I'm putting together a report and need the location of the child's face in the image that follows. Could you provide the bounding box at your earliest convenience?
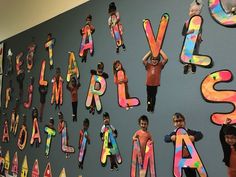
[189,5,201,17]
[103,116,110,125]
[83,123,89,131]
[173,118,186,128]
[151,58,159,65]
[139,120,148,131]
[115,62,122,71]
[225,134,236,146]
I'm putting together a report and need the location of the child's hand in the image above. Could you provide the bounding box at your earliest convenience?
[189,135,195,142]
[171,135,176,141]
[187,29,194,34]
[224,118,232,125]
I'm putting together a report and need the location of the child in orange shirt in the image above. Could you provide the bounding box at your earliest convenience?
[133,115,153,160]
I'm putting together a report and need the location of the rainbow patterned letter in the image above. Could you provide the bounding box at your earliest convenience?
[174,128,207,177]
[44,126,56,157]
[180,15,212,67]
[131,140,156,177]
[201,70,236,125]
[86,74,107,113]
[143,13,169,58]
[209,0,236,27]
[100,126,122,166]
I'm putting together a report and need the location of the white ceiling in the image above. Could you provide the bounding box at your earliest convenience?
[0,0,89,42]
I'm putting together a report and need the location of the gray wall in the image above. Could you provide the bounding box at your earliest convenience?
[1,0,235,176]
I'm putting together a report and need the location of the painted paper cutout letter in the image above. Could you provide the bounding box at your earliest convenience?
[44,118,56,157]
[2,119,9,143]
[180,15,212,67]
[4,150,10,174]
[113,60,140,109]
[10,109,19,136]
[39,59,48,122]
[100,126,122,166]
[79,15,95,62]
[5,80,13,109]
[32,159,39,177]
[86,64,108,114]
[44,33,55,69]
[26,42,36,72]
[59,168,66,177]
[17,114,28,150]
[21,155,28,177]
[51,67,63,109]
[58,112,75,157]
[174,128,207,177]
[201,69,236,125]
[43,162,52,177]
[131,140,156,177]
[209,0,236,27]
[30,108,41,147]
[66,52,79,82]
[143,13,169,58]
[86,75,106,113]
[24,76,34,109]
[11,151,18,176]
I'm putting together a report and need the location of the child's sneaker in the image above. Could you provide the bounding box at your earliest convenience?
[183,64,189,74]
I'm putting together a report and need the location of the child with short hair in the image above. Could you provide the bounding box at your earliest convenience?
[132,115,153,160]
[164,112,203,177]
[220,118,236,177]
[78,118,90,169]
[100,112,118,171]
[143,50,168,112]
[67,77,80,122]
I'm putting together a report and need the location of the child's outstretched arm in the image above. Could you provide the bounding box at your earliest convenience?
[164,132,176,143]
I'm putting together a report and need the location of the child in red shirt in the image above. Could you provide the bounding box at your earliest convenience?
[133,115,153,160]
[143,50,168,112]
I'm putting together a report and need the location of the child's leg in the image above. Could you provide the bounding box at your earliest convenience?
[72,101,78,121]
[110,155,117,170]
[184,168,196,177]
[146,86,152,112]
[150,86,158,111]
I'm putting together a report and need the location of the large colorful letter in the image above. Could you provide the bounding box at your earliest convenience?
[44,33,55,69]
[100,126,122,166]
[44,126,56,157]
[11,151,18,176]
[10,110,19,136]
[21,155,28,177]
[26,43,36,72]
[4,150,10,174]
[131,140,156,177]
[24,76,34,109]
[174,128,207,177]
[86,74,107,113]
[201,70,236,125]
[78,131,88,164]
[44,162,52,177]
[17,115,27,150]
[143,13,169,58]
[180,15,212,67]
[116,70,140,109]
[39,59,48,86]
[59,168,66,177]
[79,20,94,60]
[51,68,63,107]
[32,159,39,177]
[66,52,79,82]
[209,0,236,27]
[30,118,41,146]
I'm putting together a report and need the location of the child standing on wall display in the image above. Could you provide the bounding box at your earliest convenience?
[143,50,168,113]
[220,118,236,177]
[164,112,203,177]
[132,115,153,161]
[78,118,90,169]
[182,0,203,74]
[108,2,126,53]
[100,112,118,171]
[67,77,80,122]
